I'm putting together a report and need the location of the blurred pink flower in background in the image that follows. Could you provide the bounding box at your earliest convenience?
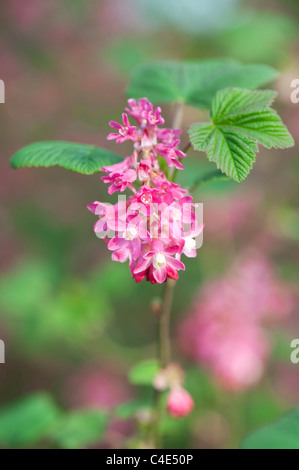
[8,0,53,31]
[97,0,145,35]
[179,251,294,391]
[204,194,260,241]
[64,367,134,447]
[64,367,132,410]
[230,256,295,322]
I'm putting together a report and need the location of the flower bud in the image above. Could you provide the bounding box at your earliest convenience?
[167,387,194,418]
[151,298,161,316]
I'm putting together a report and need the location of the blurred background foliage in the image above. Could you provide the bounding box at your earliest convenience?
[0,0,299,448]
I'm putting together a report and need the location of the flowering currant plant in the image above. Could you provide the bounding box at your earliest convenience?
[88,97,203,285]
[10,60,294,446]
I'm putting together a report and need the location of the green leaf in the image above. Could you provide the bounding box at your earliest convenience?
[241,407,299,449]
[190,169,229,191]
[0,393,61,447]
[52,410,107,449]
[212,88,277,120]
[243,391,284,430]
[128,359,160,386]
[219,12,297,64]
[189,88,294,182]
[0,261,54,313]
[10,141,122,175]
[115,399,152,420]
[0,260,112,355]
[191,124,259,182]
[212,88,294,149]
[127,60,278,108]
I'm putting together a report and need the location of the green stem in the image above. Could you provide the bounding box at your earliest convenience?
[152,279,176,449]
[158,278,176,368]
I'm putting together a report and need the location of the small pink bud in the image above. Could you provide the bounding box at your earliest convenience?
[151,298,161,316]
[167,387,194,418]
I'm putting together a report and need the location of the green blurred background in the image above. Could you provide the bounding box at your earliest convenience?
[0,0,299,449]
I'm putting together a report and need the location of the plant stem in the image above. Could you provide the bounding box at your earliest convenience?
[152,279,176,449]
[158,278,176,368]
[172,102,184,129]
[182,141,191,153]
[151,103,182,448]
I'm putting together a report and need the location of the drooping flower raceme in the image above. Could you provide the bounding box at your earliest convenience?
[88,98,203,284]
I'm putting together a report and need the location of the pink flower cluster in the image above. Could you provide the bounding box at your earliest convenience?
[88,98,203,284]
[179,253,294,391]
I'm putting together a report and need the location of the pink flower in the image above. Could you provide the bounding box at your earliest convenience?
[266,283,295,321]
[63,367,133,447]
[87,201,115,236]
[107,113,139,144]
[126,98,164,127]
[101,156,133,174]
[131,186,163,216]
[179,308,270,392]
[178,251,294,391]
[108,216,150,262]
[64,368,132,410]
[139,129,158,150]
[156,140,186,169]
[101,169,137,195]
[133,240,185,284]
[88,98,203,284]
[212,327,270,391]
[180,224,204,258]
[137,159,152,182]
[8,0,52,30]
[157,128,181,146]
[108,236,140,263]
[167,387,194,418]
[155,180,188,202]
[159,196,196,239]
[88,200,128,234]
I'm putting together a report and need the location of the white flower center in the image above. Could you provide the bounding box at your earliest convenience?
[184,237,196,252]
[141,193,152,204]
[153,252,166,269]
[173,209,181,219]
[124,227,138,240]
